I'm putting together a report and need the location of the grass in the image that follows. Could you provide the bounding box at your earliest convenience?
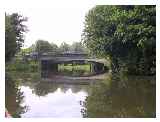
[58,64,91,72]
[6,59,41,83]
[6,60,39,72]
[58,63,92,76]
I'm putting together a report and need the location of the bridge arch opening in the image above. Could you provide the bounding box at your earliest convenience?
[41,60,108,78]
[40,52,109,78]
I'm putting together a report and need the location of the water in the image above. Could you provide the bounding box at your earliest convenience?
[20,85,87,118]
[82,75,156,118]
[5,73,156,118]
[5,77,89,118]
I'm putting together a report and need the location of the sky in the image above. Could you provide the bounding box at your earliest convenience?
[6,3,95,48]
[5,0,158,48]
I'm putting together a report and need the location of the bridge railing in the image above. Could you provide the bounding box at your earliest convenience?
[39,52,89,58]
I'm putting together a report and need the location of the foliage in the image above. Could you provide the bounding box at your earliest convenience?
[70,42,86,52]
[82,74,156,117]
[58,41,89,53]
[22,41,88,57]
[23,44,36,53]
[82,5,156,75]
[6,60,39,72]
[51,42,59,53]
[59,42,70,53]
[5,13,28,62]
[58,63,91,76]
[35,40,53,54]
[5,73,28,117]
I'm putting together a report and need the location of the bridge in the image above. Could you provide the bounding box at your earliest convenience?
[39,51,108,78]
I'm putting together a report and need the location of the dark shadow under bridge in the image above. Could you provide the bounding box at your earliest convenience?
[39,52,109,78]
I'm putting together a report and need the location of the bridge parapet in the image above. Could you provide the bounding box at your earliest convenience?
[41,51,88,57]
[39,52,108,65]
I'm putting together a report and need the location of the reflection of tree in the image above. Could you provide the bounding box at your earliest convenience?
[82,74,156,118]
[58,84,82,93]
[32,82,58,96]
[32,81,89,96]
[5,73,28,117]
[70,85,82,93]
[58,84,90,94]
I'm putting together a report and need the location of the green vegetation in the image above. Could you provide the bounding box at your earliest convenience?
[6,60,38,72]
[81,5,156,118]
[22,40,88,56]
[82,73,156,117]
[58,63,92,76]
[82,5,156,75]
[5,73,28,117]
[6,59,41,85]
[5,13,28,62]
[5,6,156,118]
[58,64,90,72]
[5,13,30,117]
[59,42,70,52]
[35,40,54,54]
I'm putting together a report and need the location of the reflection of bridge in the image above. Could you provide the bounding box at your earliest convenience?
[39,52,108,78]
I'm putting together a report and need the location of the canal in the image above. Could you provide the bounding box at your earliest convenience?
[5,71,156,118]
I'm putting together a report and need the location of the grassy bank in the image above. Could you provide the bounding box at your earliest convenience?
[6,59,41,83]
[6,60,39,72]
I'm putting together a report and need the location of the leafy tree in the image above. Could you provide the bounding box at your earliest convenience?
[35,40,53,54]
[21,44,35,54]
[59,42,70,53]
[82,5,156,75]
[70,42,86,52]
[29,44,36,52]
[51,42,58,53]
[5,13,28,62]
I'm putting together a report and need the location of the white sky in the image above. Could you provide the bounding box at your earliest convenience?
[6,2,95,48]
[4,0,158,48]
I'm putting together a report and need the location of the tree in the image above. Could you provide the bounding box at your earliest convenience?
[5,13,28,62]
[51,42,58,53]
[22,44,35,54]
[82,5,156,75]
[59,42,70,53]
[35,40,53,54]
[70,42,85,52]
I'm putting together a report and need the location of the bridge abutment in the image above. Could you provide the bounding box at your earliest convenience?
[41,60,58,78]
[91,62,105,74]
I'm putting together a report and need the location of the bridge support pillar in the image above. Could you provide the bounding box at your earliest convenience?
[92,62,105,74]
[41,60,58,78]
[41,60,49,78]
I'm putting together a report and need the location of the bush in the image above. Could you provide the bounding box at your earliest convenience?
[6,60,39,72]
[15,62,30,71]
[30,63,38,72]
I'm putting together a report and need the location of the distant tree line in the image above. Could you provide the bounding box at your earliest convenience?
[21,40,89,56]
[82,5,156,75]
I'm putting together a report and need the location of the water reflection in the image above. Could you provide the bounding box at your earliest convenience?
[32,82,58,96]
[5,74,28,117]
[31,81,89,97]
[82,74,156,118]
[20,83,88,118]
[6,72,156,118]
